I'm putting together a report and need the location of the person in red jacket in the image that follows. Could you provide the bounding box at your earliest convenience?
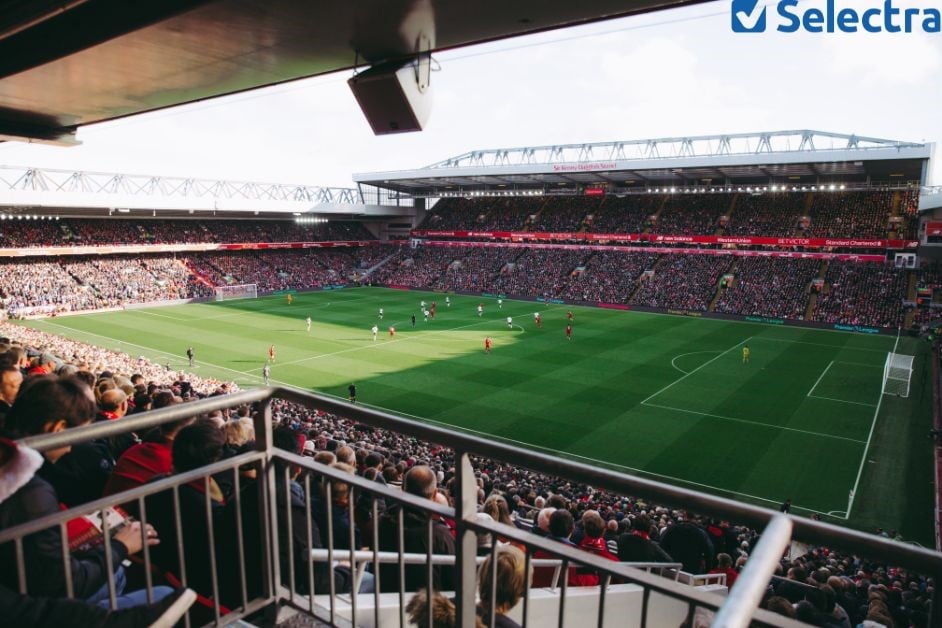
[709,553,739,588]
[531,510,601,587]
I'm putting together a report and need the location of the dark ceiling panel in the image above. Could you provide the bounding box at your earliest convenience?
[0,0,701,142]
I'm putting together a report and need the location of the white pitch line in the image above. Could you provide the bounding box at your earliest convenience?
[806,361,834,398]
[670,350,721,374]
[640,336,752,405]
[641,401,867,444]
[846,385,887,519]
[129,309,187,322]
[807,394,877,408]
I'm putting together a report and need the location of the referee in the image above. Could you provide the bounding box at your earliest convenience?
[348,383,357,404]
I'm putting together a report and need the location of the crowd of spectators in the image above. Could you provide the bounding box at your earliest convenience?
[490,249,590,299]
[558,251,657,304]
[715,257,821,320]
[804,191,893,239]
[629,255,733,311]
[0,249,387,316]
[650,196,726,236]
[725,193,807,236]
[370,247,461,289]
[813,261,908,328]
[430,247,523,294]
[0,219,375,248]
[585,196,656,234]
[529,197,599,233]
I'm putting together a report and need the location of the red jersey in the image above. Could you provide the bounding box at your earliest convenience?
[565,325,572,336]
[484,338,492,351]
[567,311,573,320]
[269,345,275,359]
[389,326,395,336]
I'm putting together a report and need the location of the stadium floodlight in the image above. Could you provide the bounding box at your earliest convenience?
[829,184,836,191]
[839,184,846,190]
[670,187,676,193]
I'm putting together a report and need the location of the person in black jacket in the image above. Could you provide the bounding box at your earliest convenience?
[375,465,455,592]
[0,379,171,608]
[143,420,239,608]
[616,513,674,564]
[659,516,714,574]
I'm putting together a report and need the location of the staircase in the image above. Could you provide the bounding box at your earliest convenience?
[715,193,739,236]
[358,252,399,280]
[888,191,904,238]
[804,260,829,319]
[708,258,737,311]
[628,256,667,301]
[644,195,670,234]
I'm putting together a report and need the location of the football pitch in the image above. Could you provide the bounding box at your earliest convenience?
[15,287,934,543]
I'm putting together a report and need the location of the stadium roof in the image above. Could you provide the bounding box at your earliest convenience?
[353,130,933,196]
[0,0,702,145]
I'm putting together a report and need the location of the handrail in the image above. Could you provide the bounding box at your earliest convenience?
[17,386,942,576]
[10,386,942,626]
[713,515,792,628]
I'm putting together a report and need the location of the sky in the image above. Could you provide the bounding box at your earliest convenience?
[0,0,939,188]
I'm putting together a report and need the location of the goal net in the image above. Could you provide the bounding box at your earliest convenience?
[882,352,914,398]
[215,283,258,301]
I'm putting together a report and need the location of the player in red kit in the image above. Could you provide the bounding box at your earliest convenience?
[534,312,542,328]
[389,326,395,337]
[565,324,572,340]
[268,345,276,362]
[484,337,492,354]
[567,311,573,322]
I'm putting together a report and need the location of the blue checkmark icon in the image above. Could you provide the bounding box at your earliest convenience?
[731,0,767,32]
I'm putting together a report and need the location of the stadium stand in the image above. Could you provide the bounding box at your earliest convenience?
[812,261,908,328]
[629,255,732,311]
[714,257,821,320]
[0,218,374,248]
[724,193,807,237]
[650,195,727,236]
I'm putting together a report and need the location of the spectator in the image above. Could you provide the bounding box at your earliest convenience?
[0,378,170,606]
[477,545,529,628]
[376,465,456,592]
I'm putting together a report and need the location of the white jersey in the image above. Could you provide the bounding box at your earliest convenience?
[477,305,483,313]
[306,317,312,329]
[534,312,539,320]
[507,316,512,325]
[420,301,426,308]
[371,325,378,338]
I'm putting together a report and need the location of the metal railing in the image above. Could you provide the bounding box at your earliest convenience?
[3,386,941,627]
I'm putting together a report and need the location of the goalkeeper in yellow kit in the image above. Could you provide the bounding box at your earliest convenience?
[742,345,750,364]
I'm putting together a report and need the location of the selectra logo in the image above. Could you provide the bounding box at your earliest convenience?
[731,0,942,33]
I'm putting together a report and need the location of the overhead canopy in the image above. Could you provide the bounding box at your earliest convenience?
[353,130,932,196]
[0,0,700,144]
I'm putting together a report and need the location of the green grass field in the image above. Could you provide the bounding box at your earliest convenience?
[14,287,935,544]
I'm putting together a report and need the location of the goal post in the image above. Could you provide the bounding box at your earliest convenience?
[215,283,258,301]
[882,352,914,398]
